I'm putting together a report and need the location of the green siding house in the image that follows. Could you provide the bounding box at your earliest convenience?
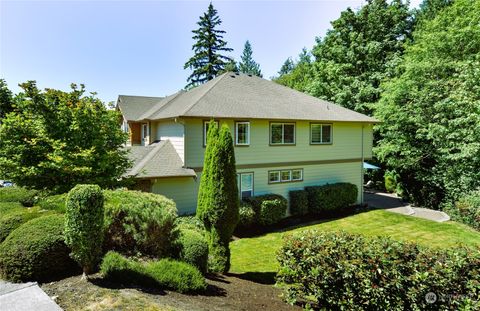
[117,72,376,214]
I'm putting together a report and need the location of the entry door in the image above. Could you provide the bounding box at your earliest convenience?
[141,123,149,145]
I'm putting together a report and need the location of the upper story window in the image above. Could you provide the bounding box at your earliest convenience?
[270,122,295,145]
[203,120,219,147]
[311,123,332,144]
[235,121,250,146]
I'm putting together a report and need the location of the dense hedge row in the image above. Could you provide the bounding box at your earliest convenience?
[305,183,358,214]
[0,187,41,207]
[277,231,480,310]
[288,190,308,216]
[244,194,288,226]
[444,190,480,231]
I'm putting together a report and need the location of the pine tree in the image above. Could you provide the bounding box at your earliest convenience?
[278,57,294,76]
[220,58,238,74]
[184,3,233,88]
[238,40,262,77]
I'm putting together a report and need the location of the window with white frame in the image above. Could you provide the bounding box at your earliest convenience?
[311,123,332,144]
[235,121,250,145]
[122,120,129,133]
[237,172,254,200]
[270,122,295,145]
[268,169,303,184]
[203,120,219,147]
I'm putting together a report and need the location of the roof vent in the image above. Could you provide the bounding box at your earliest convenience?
[235,72,240,75]
[230,74,236,78]
[247,74,252,77]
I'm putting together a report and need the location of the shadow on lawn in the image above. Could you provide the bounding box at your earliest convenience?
[228,272,276,285]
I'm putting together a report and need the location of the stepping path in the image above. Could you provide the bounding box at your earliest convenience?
[364,191,450,222]
[0,280,62,311]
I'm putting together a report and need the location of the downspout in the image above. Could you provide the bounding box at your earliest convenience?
[361,124,365,205]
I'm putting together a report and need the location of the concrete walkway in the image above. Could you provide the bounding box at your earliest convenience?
[0,281,62,311]
[364,191,450,222]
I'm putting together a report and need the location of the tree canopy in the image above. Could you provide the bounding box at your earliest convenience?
[0,79,14,121]
[238,40,262,77]
[184,3,233,88]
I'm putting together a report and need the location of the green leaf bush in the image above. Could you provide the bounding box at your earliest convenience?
[0,207,49,243]
[0,214,78,282]
[245,194,287,226]
[37,193,67,213]
[277,231,480,310]
[100,251,207,293]
[0,187,40,207]
[288,190,308,216]
[103,189,177,257]
[237,201,256,229]
[177,229,208,274]
[305,183,358,214]
[175,215,205,233]
[444,190,480,231]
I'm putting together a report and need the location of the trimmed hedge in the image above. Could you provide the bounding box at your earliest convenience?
[237,201,256,228]
[37,194,67,213]
[245,194,287,226]
[0,187,40,207]
[0,214,78,282]
[289,190,308,216]
[175,215,205,233]
[103,190,178,257]
[0,202,23,216]
[277,231,480,310]
[305,183,358,214]
[444,190,480,231]
[100,251,207,293]
[0,207,49,243]
[177,229,208,274]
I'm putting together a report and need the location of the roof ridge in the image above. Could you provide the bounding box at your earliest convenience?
[137,91,183,121]
[128,141,167,176]
[181,72,229,117]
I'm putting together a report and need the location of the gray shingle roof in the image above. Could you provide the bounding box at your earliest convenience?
[117,95,164,121]
[118,72,377,123]
[126,140,196,178]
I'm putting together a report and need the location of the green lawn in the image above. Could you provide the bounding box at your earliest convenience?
[230,210,480,278]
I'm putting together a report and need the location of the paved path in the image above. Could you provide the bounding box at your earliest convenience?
[364,191,450,222]
[0,280,62,311]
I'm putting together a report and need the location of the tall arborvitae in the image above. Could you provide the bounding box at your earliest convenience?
[238,40,262,77]
[196,121,239,273]
[184,3,233,88]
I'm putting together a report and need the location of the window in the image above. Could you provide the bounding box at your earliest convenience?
[235,122,250,145]
[238,172,254,200]
[203,120,219,147]
[268,169,303,184]
[311,124,332,144]
[270,123,295,145]
[122,120,129,133]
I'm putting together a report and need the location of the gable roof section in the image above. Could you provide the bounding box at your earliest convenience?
[117,95,164,121]
[126,140,196,178]
[120,72,377,123]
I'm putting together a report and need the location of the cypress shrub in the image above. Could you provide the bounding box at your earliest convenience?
[305,183,358,214]
[177,229,209,274]
[289,190,308,216]
[196,122,239,273]
[65,184,105,276]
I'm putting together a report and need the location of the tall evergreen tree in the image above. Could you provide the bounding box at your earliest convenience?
[277,57,295,76]
[238,40,262,77]
[184,3,233,88]
[220,58,238,74]
[0,79,14,120]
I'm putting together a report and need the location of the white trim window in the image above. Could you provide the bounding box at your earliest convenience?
[122,119,129,133]
[281,170,292,182]
[203,120,219,147]
[235,121,250,145]
[141,123,149,145]
[238,172,254,200]
[269,171,280,183]
[292,169,303,181]
[268,169,303,184]
[270,122,295,145]
[311,123,332,144]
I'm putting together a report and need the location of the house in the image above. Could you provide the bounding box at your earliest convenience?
[117,72,376,215]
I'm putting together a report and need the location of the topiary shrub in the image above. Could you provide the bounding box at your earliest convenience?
[245,194,288,226]
[104,189,178,257]
[65,184,105,276]
[277,231,480,310]
[305,183,358,214]
[237,201,256,228]
[0,214,79,282]
[289,190,308,216]
[0,187,40,207]
[177,229,208,274]
[444,190,480,231]
[37,193,67,213]
[100,251,207,293]
[0,207,50,243]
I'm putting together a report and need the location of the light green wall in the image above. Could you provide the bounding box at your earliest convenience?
[151,176,201,215]
[184,118,373,168]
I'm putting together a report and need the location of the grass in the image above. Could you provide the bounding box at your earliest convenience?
[230,209,480,278]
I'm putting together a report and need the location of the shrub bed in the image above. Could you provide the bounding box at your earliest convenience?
[0,214,78,282]
[305,183,357,214]
[245,194,287,226]
[444,190,480,231]
[0,207,49,243]
[100,251,207,293]
[177,229,208,274]
[103,190,177,257]
[37,193,67,213]
[0,202,23,216]
[0,187,40,207]
[175,215,205,233]
[288,190,308,216]
[277,231,480,310]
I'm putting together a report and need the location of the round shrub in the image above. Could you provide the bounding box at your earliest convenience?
[0,187,40,207]
[177,229,208,274]
[104,190,178,257]
[237,201,256,228]
[37,193,67,213]
[246,194,288,226]
[0,207,49,243]
[305,183,358,214]
[0,214,78,282]
[0,202,23,216]
[289,190,308,216]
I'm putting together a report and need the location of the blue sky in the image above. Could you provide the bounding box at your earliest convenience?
[0,0,421,103]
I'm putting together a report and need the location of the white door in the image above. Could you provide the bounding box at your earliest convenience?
[141,123,149,145]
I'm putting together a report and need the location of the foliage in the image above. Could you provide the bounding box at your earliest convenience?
[104,189,177,257]
[0,202,22,216]
[0,79,14,121]
[177,229,209,274]
[246,194,287,226]
[0,206,49,243]
[100,251,207,293]
[384,170,398,193]
[0,82,131,193]
[196,121,239,273]
[175,215,205,233]
[374,0,480,208]
[0,214,78,282]
[273,48,313,93]
[444,190,480,231]
[220,58,238,74]
[0,187,41,207]
[238,40,262,77]
[305,183,358,214]
[288,190,308,216]
[237,201,256,228]
[277,231,480,310]
[37,193,68,213]
[64,184,104,275]
[277,57,294,76]
[184,3,233,88]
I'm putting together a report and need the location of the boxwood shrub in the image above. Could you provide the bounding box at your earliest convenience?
[0,187,40,207]
[100,251,207,293]
[175,215,205,233]
[177,229,208,274]
[37,193,67,213]
[305,183,358,214]
[237,201,256,228]
[277,231,480,310]
[288,190,308,216]
[245,194,287,226]
[103,190,177,257]
[0,207,49,243]
[0,214,79,282]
